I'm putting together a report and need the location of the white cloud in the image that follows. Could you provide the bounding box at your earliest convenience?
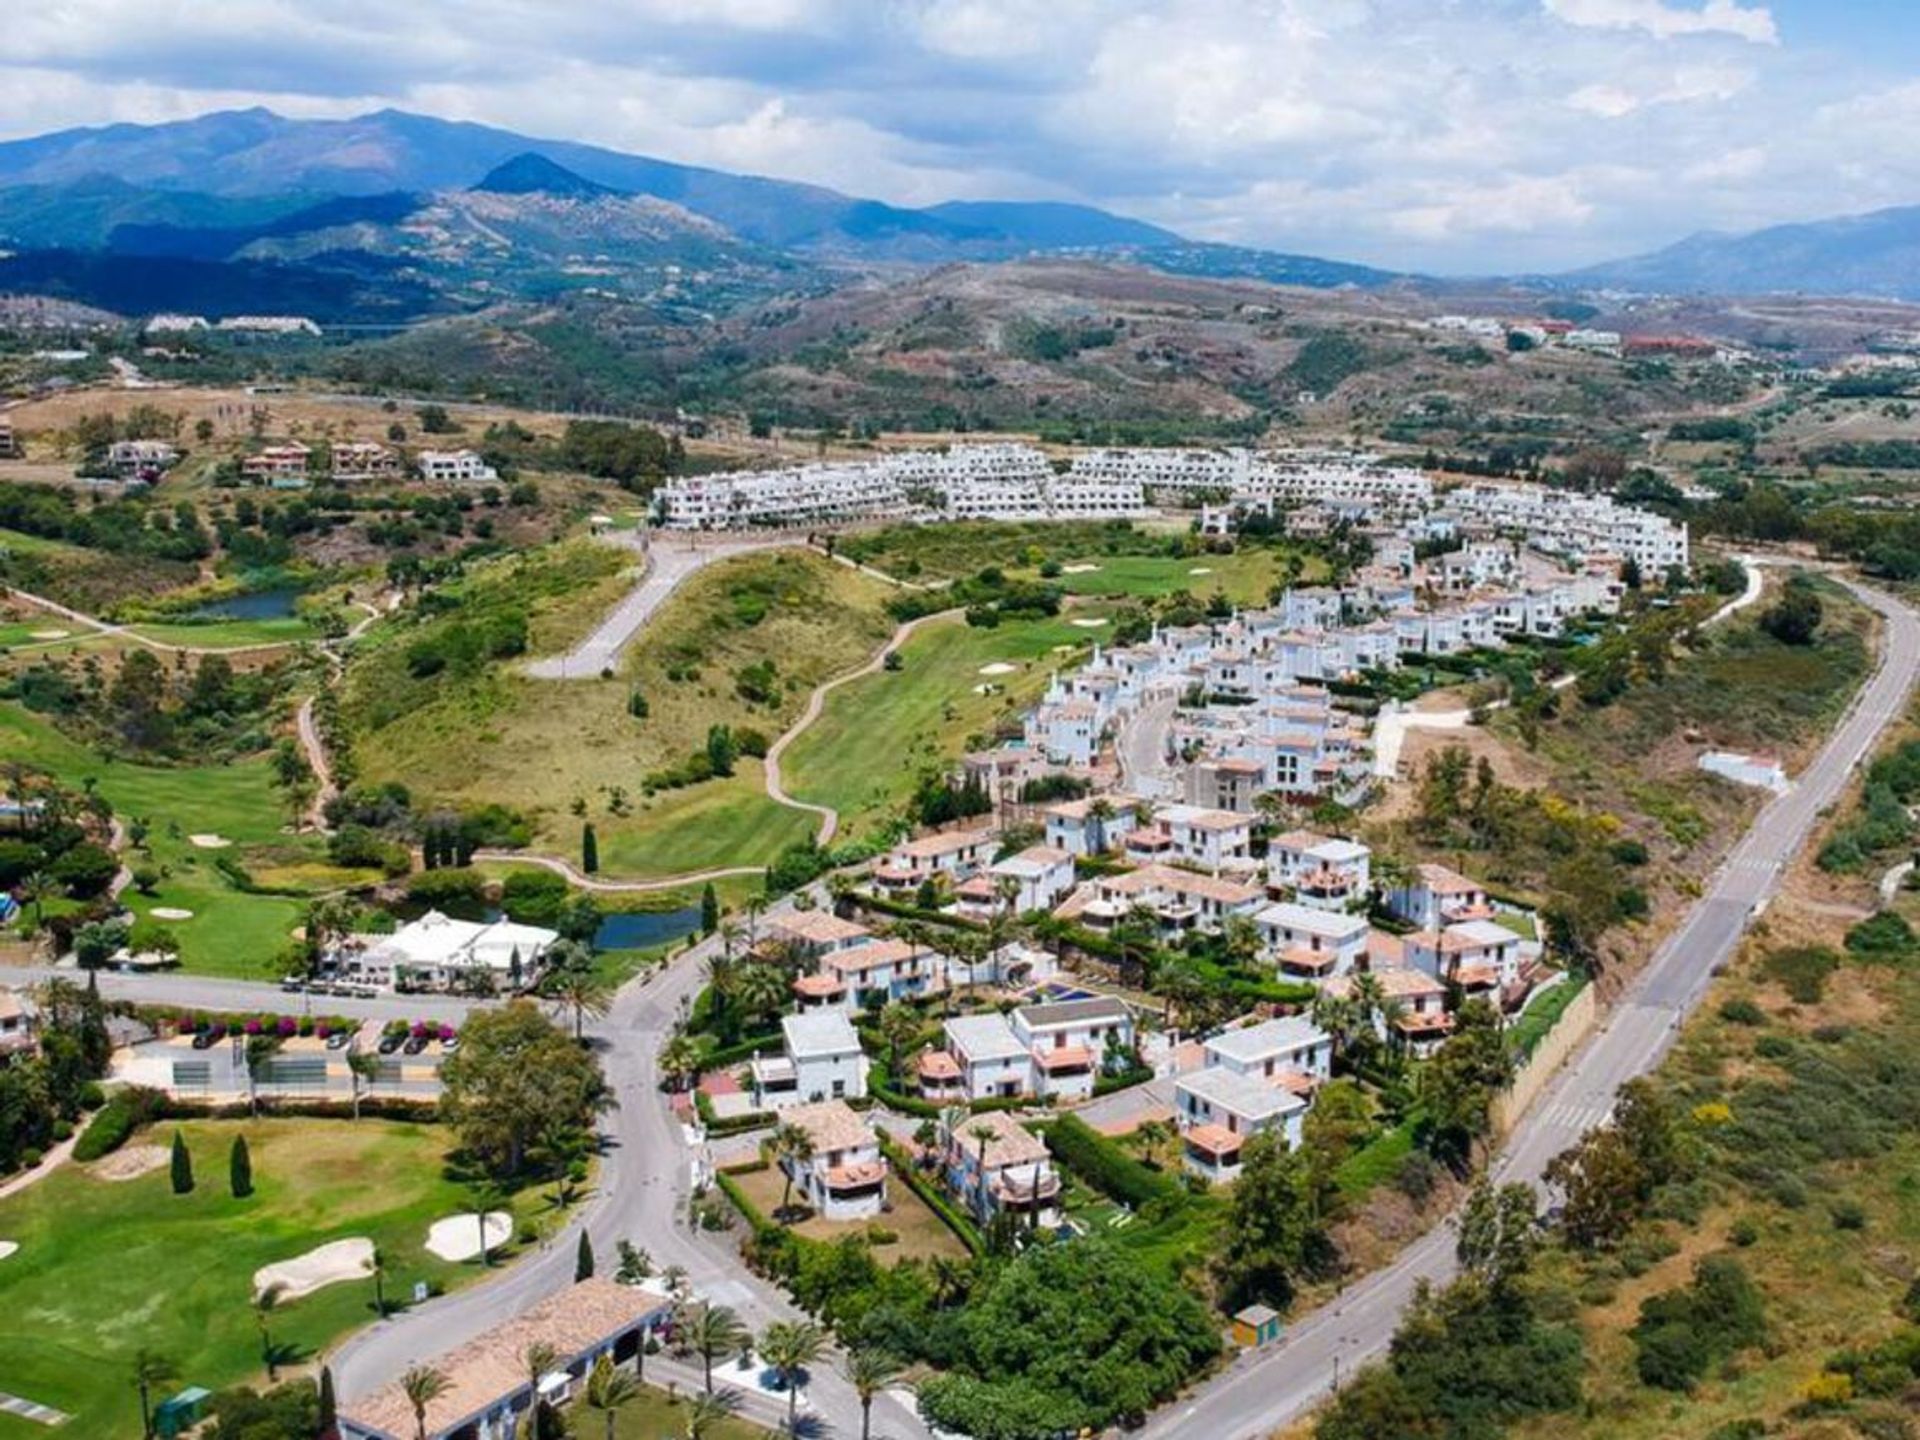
[0,0,1913,272]
[1544,0,1777,45]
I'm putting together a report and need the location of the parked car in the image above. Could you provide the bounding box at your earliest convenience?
[325,1031,353,1050]
[280,976,306,993]
[377,1033,404,1055]
[402,1034,430,1055]
[190,1030,218,1050]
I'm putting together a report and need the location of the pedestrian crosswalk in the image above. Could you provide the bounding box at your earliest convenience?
[1538,1095,1613,1138]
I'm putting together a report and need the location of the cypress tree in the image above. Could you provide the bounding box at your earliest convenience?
[229,1134,253,1198]
[316,1366,337,1433]
[575,1231,595,1282]
[700,883,720,936]
[581,823,599,875]
[169,1130,193,1194]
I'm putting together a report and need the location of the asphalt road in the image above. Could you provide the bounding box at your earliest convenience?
[326,888,930,1439]
[1143,573,1920,1440]
[522,534,793,680]
[1118,691,1180,799]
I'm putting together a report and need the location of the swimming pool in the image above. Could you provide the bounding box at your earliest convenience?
[1025,982,1096,1003]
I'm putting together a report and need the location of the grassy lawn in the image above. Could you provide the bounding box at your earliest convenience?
[606,1385,772,1440]
[597,766,821,877]
[780,610,1096,837]
[0,1117,548,1440]
[128,616,322,650]
[836,518,1194,583]
[727,1163,970,1264]
[0,702,328,976]
[347,548,890,879]
[1010,548,1321,607]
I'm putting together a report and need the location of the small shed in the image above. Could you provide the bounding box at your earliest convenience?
[155,1386,211,1438]
[1231,1303,1283,1348]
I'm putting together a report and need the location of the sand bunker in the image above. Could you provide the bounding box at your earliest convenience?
[1188,567,1214,576]
[1071,617,1109,628]
[92,1145,168,1182]
[28,629,68,640]
[254,1237,374,1301]
[149,907,194,921]
[977,662,1017,676]
[1061,563,1101,574]
[426,1211,513,1262]
[187,834,232,850]
[0,1241,18,1261]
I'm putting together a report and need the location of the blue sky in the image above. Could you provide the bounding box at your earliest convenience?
[3,0,1918,272]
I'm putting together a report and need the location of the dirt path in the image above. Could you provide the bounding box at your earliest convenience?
[762,607,964,846]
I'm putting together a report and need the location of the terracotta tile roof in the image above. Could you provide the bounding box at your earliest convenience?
[826,1160,888,1189]
[1184,1123,1244,1157]
[895,827,995,860]
[786,1099,876,1153]
[822,938,918,976]
[342,1278,664,1439]
[1367,932,1407,968]
[1414,862,1483,894]
[1035,1044,1093,1072]
[916,1050,962,1081]
[792,973,846,998]
[950,1109,1049,1168]
[769,912,871,946]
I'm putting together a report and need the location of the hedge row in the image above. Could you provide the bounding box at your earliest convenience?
[850,893,985,931]
[1092,1064,1154,1098]
[1041,1114,1184,1211]
[697,1030,785,1071]
[694,1090,774,1136]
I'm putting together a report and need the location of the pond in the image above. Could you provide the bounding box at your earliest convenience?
[595,906,703,951]
[186,586,303,621]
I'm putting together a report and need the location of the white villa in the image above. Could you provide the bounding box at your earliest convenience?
[417,449,499,484]
[940,1109,1062,1226]
[1254,902,1371,984]
[1175,1066,1309,1182]
[1268,831,1372,911]
[751,1010,868,1110]
[779,1100,888,1222]
[1202,1015,1333,1089]
[327,911,558,993]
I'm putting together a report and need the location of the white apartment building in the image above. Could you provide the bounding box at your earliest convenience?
[1042,796,1138,856]
[1010,996,1134,1102]
[873,827,996,893]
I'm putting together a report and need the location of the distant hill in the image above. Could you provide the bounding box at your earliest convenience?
[0,107,1390,280]
[1573,204,1920,300]
[472,152,616,200]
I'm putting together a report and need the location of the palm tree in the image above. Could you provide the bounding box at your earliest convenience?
[347,1048,380,1120]
[682,1388,741,1440]
[759,1320,827,1432]
[876,1002,922,1082]
[929,1254,973,1308]
[400,1365,448,1440]
[658,1031,702,1093]
[736,963,787,1029]
[844,1347,905,1440]
[966,1121,998,1220]
[768,1122,815,1223]
[547,967,613,1041]
[369,1245,389,1316]
[745,895,766,948]
[523,1341,560,1432]
[254,1282,286,1381]
[466,1180,507,1267]
[583,1353,640,1440]
[131,1349,178,1440]
[686,1304,748,1393]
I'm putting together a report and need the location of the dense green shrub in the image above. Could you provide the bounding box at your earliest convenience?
[1041,1114,1185,1211]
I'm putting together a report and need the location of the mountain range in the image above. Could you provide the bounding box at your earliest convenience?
[0,108,1396,320]
[0,107,1918,319]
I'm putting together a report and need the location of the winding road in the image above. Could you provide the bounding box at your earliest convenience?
[1144,571,1920,1440]
[325,883,931,1440]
